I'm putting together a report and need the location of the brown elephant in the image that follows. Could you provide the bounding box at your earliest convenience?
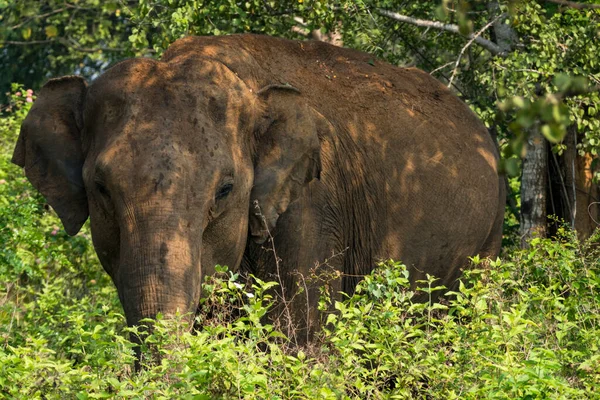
[12,34,504,342]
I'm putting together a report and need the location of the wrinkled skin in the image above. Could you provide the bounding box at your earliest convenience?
[13,34,504,343]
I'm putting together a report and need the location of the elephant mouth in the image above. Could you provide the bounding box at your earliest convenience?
[250,231,269,244]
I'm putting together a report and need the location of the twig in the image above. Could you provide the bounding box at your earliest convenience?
[0,40,54,45]
[430,61,455,74]
[496,65,546,74]
[57,37,126,53]
[9,1,119,31]
[588,202,600,226]
[1,37,127,53]
[252,200,297,347]
[377,9,506,56]
[10,8,67,30]
[448,14,504,87]
[294,271,311,345]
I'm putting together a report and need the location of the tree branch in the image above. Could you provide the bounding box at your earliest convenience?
[0,40,54,45]
[448,14,504,87]
[543,0,600,9]
[0,38,127,53]
[430,61,454,74]
[57,38,126,53]
[377,9,506,56]
[8,2,105,31]
[10,8,67,30]
[561,84,600,99]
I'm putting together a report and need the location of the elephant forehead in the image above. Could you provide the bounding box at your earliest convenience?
[86,60,252,143]
[88,54,246,108]
[94,128,236,182]
[87,59,193,120]
[90,57,167,93]
[85,93,236,162]
[86,121,252,201]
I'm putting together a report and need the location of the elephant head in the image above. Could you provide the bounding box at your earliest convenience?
[12,55,324,332]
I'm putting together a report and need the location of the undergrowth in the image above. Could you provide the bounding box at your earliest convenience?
[1,86,599,399]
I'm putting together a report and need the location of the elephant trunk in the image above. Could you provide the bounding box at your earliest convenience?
[117,220,202,331]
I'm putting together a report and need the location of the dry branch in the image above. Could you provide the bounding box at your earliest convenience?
[448,14,505,87]
[0,40,54,45]
[0,38,127,54]
[377,9,506,56]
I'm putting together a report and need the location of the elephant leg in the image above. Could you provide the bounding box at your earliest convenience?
[478,176,506,259]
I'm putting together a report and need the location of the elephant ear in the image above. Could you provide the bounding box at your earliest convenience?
[12,76,89,236]
[249,85,325,243]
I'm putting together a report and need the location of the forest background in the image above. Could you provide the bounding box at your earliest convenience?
[0,1,599,398]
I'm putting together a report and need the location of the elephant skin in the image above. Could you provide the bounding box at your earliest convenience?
[12,34,505,341]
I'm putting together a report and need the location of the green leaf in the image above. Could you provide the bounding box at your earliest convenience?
[434,5,448,21]
[21,27,31,40]
[512,96,525,108]
[45,25,58,38]
[541,124,566,143]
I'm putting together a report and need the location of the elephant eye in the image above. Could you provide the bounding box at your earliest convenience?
[215,183,233,201]
[96,181,111,199]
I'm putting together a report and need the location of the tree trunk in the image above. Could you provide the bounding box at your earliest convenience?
[520,129,548,247]
[573,152,600,239]
[547,126,575,235]
[548,126,600,240]
[488,2,517,53]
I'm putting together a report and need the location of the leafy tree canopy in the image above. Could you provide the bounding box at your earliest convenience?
[0,0,141,101]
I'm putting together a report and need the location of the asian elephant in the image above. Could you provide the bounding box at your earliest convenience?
[12,34,504,342]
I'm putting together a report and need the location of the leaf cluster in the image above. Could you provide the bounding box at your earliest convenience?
[0,0,138,102]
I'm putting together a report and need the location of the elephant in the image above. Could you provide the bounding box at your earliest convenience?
[12,34,504,344]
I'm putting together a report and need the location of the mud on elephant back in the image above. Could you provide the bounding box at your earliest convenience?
[12,33,505,360]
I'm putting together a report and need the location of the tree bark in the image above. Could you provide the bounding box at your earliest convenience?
[548,126,600,241]
[487,2,517,53]
[574,151,600,240]
[547,127,575,233]
[520,129,548,247]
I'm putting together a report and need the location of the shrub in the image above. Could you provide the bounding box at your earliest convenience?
[1,85,599,398]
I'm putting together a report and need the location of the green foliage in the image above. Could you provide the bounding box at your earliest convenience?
[128,0,335,56]
[320,237,600,398]
[0,0,138,102]
[0,0,337,99]
[2,2,600,396]
[490,1,600,174]
[0,85,128,397]
[1,90,600,397]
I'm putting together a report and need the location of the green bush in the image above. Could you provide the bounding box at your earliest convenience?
[1,86,599,398]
